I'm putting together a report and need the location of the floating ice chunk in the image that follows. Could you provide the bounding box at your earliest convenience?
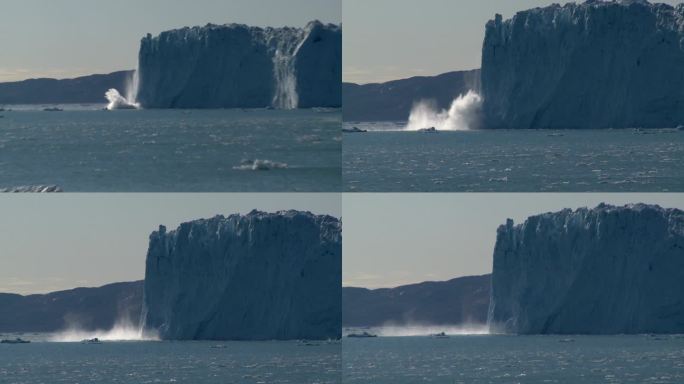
[233,159,288,171]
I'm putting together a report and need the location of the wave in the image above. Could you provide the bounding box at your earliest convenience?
[406,90,483,131]
[233,159,289,171]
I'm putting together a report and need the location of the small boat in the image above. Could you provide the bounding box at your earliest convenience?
[81,337,102,344]
[347,331,377,338]
[43,107,63,112]
[430,332,449,338]
[1,338,30,344]
[342,126,367,133]
[417,127,438,133]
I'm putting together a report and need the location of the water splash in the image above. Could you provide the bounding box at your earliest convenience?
[48,317,158,342]
[105,89,138,110]
[105,71,140,110]
[406,90,483,131]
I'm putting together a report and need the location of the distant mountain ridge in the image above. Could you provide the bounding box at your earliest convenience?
[343,274,490,327]
[0,71,132,105]
[0,275,489,332]
[0,281,142,332]
[342,69,480,122]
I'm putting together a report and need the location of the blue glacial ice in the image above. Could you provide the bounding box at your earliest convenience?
[141,210,342,340]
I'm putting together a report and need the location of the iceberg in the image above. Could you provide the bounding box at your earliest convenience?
[141,210,341,340]
[481,1,684,128]
[135,21,341,109]
[488,203,684,334]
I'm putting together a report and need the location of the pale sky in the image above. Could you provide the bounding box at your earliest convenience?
[0,193,341,295]
[343,0,683,84]
[0,0,340,82]
[343,193,684,289]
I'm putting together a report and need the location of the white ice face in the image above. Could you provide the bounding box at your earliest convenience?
[134,21,341,109]
[141,210,342,341]
[480,1,684,129]
[488,203,684,334]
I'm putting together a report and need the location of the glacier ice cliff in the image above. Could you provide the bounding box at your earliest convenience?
[141,210,341,340]
[135,21,341,109]
[488,203,684,334]
[481,0,684,128]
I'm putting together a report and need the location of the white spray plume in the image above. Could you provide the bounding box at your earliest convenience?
[105,89,138,110]
[48,317,158,342]
[105,70,140,110]
[406,90,483,131]
[125,69,139,106]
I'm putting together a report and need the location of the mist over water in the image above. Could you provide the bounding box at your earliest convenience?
[347,324,489,337]
[48,318,158,342]
[406,90,483,131]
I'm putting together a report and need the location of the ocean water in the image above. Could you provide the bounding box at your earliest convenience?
[0,336,341,384]
[343,334,684,383]
[0,106,341,191]
[342,122,684,192]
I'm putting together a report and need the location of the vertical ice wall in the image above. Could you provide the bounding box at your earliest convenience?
[135,21,341,109]
[488,204,684,334]
[481,1,684,128]
[141,210,342,340]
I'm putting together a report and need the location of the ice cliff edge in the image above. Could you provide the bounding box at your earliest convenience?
[488,203,684,334]
[141,210,342,340]
[136,20,341,109]
[481,0,684,128]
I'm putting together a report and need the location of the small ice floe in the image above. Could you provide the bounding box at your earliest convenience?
[346,331,377,338]
[417,127,438,133]
[210,344,227,349]
[0,185,63,192]
[489,176,509,183]
[233,159,288,171]
[430,332,449,338]
[342,126,367,133]
[558,338,575,343]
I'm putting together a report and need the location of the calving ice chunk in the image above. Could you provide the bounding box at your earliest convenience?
[481,0,684,128]
[134,21,341,109]
[488,203,684,334]
[141,210,342,340]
